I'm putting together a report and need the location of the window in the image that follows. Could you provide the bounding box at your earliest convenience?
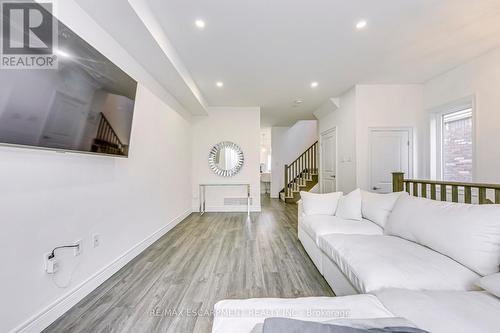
[437,106,473,182]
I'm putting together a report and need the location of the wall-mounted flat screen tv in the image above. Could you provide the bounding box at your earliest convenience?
[0,2,137,157]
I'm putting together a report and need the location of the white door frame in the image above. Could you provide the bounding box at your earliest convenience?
[368,127,414,190]
[319,127,338,193]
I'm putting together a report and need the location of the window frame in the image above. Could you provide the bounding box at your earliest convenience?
[430,96,476,182]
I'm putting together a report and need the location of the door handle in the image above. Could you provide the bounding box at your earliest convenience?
[372,186,380,190]
[331,175,336,178]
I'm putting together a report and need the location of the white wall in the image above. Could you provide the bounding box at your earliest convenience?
[283,121,318,163]
[270,121,318,197]
[0,85,193,333]
[315,85,425,192]
[260,128,272,194]
[191,107,261,211]
[260,127,272,172]
[270,126,288,197]
[424,46,500,184]
[316,93,357,193]
[0,1,194,332]
[355,85,425,190]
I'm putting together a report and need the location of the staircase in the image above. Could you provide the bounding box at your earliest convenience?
[91,112,127,156]
[279,141,319,203]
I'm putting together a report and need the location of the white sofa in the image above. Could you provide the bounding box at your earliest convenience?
[298,190,398,295]
[212,190,500,333]
[298,190,500,296]
[212,289,500,333]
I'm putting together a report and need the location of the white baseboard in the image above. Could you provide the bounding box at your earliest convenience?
[12,208,192,333]
[192,205,262,213]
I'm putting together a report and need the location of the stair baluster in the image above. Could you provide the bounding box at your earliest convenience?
[280,141,319,202]
[91,112,126,155]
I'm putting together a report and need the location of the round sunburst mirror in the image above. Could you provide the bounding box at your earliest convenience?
[208,141,244,177]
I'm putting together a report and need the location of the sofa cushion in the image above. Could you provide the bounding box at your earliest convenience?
[300,191,343,216]
[336,189,362,221]
[212,295,394,333]
[318,234,480,293]
[361,191,407,228]
[385,195,500,276]
[476,273,500,298]
[301,215,383,245]
[375,289,500,333]
[261,318,427,333]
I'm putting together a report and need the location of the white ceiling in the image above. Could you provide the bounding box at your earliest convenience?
[147,0,500,126]
[74,0,207,116]
[80,0,500,126]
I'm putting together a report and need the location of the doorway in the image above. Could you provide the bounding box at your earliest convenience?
[320,128,337,193]
[369,128,412,193]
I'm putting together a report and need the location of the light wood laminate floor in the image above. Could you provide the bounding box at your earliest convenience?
[44,195,333,333]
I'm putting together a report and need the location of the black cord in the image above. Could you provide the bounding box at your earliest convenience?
[48,244,79,259]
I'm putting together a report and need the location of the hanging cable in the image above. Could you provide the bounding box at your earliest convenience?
[48,244,79,259]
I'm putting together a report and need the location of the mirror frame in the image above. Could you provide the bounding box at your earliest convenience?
[208,141,244,177]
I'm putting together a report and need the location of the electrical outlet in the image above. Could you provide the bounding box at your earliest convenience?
[91,233,100,248]
[74,240,82,256]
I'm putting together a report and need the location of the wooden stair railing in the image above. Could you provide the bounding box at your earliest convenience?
[282,141,319,201]
[392,172,500,204]
[91,112,126,156]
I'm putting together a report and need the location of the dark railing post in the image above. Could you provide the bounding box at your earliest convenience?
[299,156,302,183]
[306,148,311,180]
[314,142,317,173]
[312,143,315,174]
[392,172,405,192]
[284,164,289,199]
[479,188,487,204]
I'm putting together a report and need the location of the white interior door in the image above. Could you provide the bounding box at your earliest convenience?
[39,91,87,149]
[321,129,337,193]
[370,129,411,193]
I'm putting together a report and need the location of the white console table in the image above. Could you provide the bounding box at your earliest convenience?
[199,183,251,216]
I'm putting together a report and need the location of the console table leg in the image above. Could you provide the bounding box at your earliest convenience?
[203,186,206,215]
[247,185,250,216]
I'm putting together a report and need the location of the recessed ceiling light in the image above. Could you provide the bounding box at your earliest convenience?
[195,19,205,29]
[356,20,367,30]
[310,82,318,88]
[294,99,303,104]
[216,81,224,87]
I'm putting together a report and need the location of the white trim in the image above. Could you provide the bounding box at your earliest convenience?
[11,208,192,333]
[368,127,414,191]
[197,206,262,213]
[319,127,338,193]
[429,95,476,181]
[428,95,475,115]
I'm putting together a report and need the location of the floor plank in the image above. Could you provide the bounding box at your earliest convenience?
[44,195,333,333]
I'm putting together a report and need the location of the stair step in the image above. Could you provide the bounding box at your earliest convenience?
[279,193,294,200]
[280,141,319,203]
